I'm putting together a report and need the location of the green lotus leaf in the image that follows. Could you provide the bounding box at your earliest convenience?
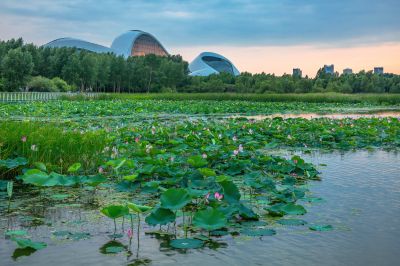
[193,208,227,231]
[145,208,176,226]
[266,203,286,217]
[0,157,28,169]
[198,168,216,177]
[105,246,124,253]
[5,230,27,237]
[160,188,191,210]
[127,202,152,213]
[280,203,307,215]
[67,163,81,173]
[238,203,259,220]
[12,238,47,250]
[123,173,138,181]
[33,162,47,172]
[277,219,307,226]
[169,238,204,249]
[100,205,129,219]
[50,194,70,200]
[216,175,232,182]
[241,228,276,237]
[219,180,241,203]
[21,169,50,186]
[187,155,207,168]
[309,224,333,231]
[80,175,107,186]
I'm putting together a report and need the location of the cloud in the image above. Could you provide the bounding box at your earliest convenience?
[0,0,399,47]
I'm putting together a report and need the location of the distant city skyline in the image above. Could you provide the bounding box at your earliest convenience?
[0,0,399,76]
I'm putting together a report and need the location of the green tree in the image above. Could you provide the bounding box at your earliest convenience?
[1,48,33,91]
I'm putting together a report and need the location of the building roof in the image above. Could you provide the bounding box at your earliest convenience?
[43,30,168,57]
[43,37,113,54]
[189,52,240,76]
[111,30,168,57]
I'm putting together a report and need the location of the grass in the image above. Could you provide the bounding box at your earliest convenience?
[0,121,110,173]
[62,92,400,104]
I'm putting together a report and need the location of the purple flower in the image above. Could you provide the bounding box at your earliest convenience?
[21,136,27,142]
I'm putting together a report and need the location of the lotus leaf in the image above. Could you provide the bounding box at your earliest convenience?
[169,238,204,249]
[100,205,129,219]
[160,188,191,210]
[145,208,176,226]
[193,208,227,231]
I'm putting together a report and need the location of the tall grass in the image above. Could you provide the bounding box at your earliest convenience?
[62,93,400,104]
[0,121,110,174]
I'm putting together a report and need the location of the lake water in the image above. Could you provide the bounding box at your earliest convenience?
[1,150,399,266]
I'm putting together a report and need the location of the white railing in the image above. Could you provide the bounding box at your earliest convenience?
[0,92,100,102]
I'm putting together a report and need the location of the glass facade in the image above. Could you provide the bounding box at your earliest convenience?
[202,56,234,75]
[131,35,167,56]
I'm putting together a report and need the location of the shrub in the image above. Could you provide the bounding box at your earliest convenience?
[27,76,57,92]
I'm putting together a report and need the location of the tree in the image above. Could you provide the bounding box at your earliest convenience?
[1,48,33,91]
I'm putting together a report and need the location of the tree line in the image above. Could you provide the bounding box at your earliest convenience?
[0,38,399,93]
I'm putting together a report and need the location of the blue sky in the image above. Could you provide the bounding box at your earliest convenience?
[0,0,399,75]
[0,0,399,46]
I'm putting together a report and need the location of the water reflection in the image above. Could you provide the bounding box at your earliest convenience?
[1,150,399,266]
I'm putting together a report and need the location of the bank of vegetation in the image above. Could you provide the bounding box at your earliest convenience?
[1,38,400,94]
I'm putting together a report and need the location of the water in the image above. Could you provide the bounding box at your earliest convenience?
[1,150,399,266]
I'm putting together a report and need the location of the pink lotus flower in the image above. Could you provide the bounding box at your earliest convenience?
[214,192,223,201]
[202,153,207,159]
[21,136,27,142]
[127,228,133,238]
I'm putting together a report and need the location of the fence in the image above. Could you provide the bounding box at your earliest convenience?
[0,92,100,102]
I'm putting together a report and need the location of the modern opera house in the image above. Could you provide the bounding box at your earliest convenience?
[188,52,240,76]
[44,30,239,76]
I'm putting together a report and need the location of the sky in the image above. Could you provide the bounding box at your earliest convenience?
[0,0,399,76]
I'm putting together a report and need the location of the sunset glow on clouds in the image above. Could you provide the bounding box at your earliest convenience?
[171,43,400,77]
[0,0,399,76]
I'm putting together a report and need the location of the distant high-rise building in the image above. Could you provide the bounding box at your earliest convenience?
[324,64,334,74]
[343,68,353,75]
[292,68,302,77]
[374,67,384,74]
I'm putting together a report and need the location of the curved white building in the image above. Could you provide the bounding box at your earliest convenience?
[44,30,168,57]
[189,52,240,76]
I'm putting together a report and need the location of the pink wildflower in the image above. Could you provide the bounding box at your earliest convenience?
[202,153,207,159]
[135,137,140,143]
[21,136,27,142]
[98,167,104,174]
[233,149,239,156]
[233,136,238,142]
